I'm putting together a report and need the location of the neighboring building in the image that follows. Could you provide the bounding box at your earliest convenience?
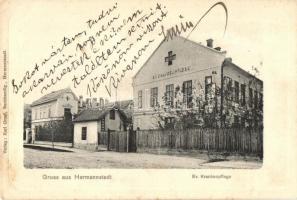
[30,87,79,141]
[23,104,32,140]
[78,96,109,113]
[73,101,132,151]
[222,58,263,128]
[132,36,263,130]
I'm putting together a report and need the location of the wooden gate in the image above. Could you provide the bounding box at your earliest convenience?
[128,130,137,152]
[105,129,137,152]
[97,131,108,150]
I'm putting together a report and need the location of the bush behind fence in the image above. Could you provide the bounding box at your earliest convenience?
[35,120,73,143]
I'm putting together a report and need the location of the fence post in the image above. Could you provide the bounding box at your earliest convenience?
[127,129,129,152]
[107,129,110,151]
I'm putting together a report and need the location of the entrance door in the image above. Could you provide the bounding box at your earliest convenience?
[97,131,108,151]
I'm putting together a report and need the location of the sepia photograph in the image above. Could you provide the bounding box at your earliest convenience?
[1,0,297,199]
[23,36,263,169]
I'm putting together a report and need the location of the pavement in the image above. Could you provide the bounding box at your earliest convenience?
[24,142,262,169]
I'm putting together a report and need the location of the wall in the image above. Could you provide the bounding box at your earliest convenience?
[132,37,226,130]
[56,92,78,117]
[31,92,78,123]
[103,110,125,131]
[222,63,263,127]
[73,121,98,151]
[31,101,57,122]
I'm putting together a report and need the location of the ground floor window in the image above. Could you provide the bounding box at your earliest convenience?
[64,108,72,120]
[81,127,87,140]
[165,84,174,107]
[150,87,158,107]
[165,117,175,129]
[182,80,192,108]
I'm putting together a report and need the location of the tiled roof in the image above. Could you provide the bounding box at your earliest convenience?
[106,100,133,121]
[73,100,133,123]
[73,108,109,122]
[31,88,78,107]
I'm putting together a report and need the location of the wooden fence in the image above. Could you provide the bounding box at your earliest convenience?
[136,128,263,156]
[103,130,137,152]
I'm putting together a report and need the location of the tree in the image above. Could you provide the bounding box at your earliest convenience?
[152,80,220,129]
[152,68,263,130]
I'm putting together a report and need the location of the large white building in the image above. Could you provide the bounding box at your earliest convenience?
[132,36,263,130]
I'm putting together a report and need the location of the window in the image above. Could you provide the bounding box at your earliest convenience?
[165,117,175,129]
[35,110,37,120]
[138,90,142,108]
[81,127,87,140]
[259,93,263,111]
[254,90,258,109]
[64,108,72,120]
[150,87,158,107]
[110,110,115,120]
[224,76,233,100]
[240,84,246,106]
[205,76,212,101]
[233,116,239,128]
[234,81,239,102]
[165,84,174,107]
[249,88,253,107]
[241,117,245,128]
[101,118,105,131]
[48,107,51,118]
[182,80,192,108]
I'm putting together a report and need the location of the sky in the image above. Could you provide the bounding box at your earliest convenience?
[8,0,294,104]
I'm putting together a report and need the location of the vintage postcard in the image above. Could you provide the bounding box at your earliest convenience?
[1,0,297,199]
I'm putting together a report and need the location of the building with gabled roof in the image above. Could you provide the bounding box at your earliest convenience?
[30,87,79,142]
[73,100,133,151]
[132,36,263,130]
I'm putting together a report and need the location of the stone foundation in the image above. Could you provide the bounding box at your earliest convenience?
[74,143,98,151]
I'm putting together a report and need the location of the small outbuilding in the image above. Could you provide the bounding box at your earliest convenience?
[73,101,132,151]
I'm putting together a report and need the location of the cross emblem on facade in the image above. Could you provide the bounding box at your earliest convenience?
[165,51,176,65]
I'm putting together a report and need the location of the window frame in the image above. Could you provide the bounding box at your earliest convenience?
[150,87,158,107]
[110,109,115,120]
[182,80,192,108]
[81,127,87,140]
[224,76,233,101]
[234,81,239,103]
[240,84,246,106]
[165,84,174,107]
[205,76,213,101]
[138,90,143,109]
[249,88,253,108]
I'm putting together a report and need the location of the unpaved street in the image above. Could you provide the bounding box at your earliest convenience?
[24,145,262,169]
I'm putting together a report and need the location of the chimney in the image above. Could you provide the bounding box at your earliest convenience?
[214,47,221,51]
[79,95,83,108]
[225,57,232,63]
[100,98,104,108]
[86,98,91,108]
[92,98,97,108]
[206,39,213,48]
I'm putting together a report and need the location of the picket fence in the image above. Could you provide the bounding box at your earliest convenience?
[136,128,263,156]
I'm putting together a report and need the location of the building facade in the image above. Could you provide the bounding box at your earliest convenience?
[73,101,132,151]
[132,36,263,130]
[30,88,78,142]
